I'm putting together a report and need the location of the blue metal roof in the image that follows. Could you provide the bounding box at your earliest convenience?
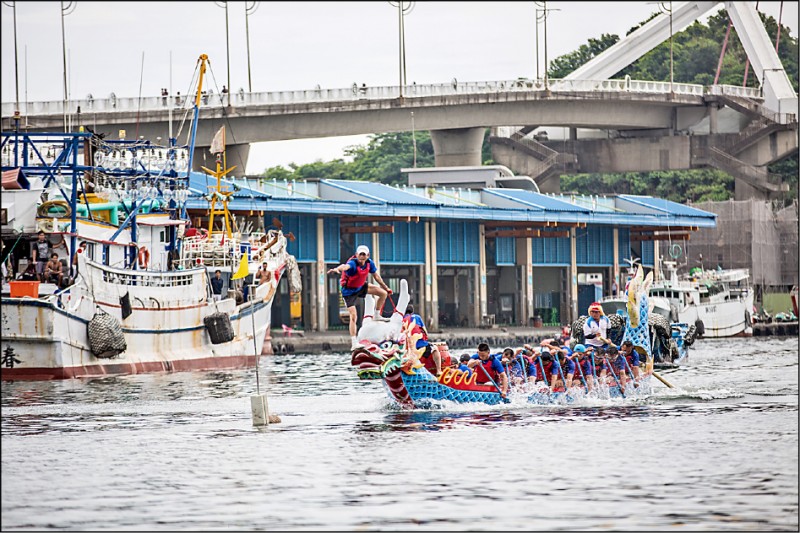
[183,177,717,230]
[322,179,440,205]
[484,189,591,212]
[188,171,271,200]
[618,195,717,218]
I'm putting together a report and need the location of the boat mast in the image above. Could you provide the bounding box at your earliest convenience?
[203,129,236,239]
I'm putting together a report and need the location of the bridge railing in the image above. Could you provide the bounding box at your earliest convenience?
[2,78,721,118]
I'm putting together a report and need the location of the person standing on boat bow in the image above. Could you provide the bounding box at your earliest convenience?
[328,245,391,349]
[583,302,614,351]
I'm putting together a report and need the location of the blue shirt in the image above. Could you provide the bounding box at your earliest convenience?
[458,363,472,377]
[470,353,505,377]
[623,350,640,367]
[506,357,537,380]
[573,357,594,380]
[553,357,576,377]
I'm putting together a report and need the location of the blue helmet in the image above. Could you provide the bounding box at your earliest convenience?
[573,344,587,353]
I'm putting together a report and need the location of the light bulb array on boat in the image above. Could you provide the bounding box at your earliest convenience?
[92,144,189,175]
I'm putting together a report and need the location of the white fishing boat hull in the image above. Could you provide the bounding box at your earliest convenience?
[675,292,754,338]
[1,254,285,380]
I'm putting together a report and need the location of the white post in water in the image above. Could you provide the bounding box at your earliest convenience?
[250,393,270,427]
[249,281,271,427]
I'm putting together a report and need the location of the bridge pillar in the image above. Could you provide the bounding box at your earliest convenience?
[192,143,251,173]
[709,104,719,134]
[430,127,485,167]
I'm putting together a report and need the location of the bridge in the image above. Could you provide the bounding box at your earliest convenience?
[2,1,797,199]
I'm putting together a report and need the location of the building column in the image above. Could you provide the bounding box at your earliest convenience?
[371,222,380,264]
[570,227,578,323]
[430,127,485,167]
[315,217,327,332]
[517,236,534,325]
[425,220,439,330]
[613,227,620,296]
[478,223,488,323]
[653,239,660,281]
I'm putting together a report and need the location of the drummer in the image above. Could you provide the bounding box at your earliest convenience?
[402,304,442,376]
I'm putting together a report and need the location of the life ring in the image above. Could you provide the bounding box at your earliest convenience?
[37,200,72,218]
[137,246,150,269]
[669,243,683,259]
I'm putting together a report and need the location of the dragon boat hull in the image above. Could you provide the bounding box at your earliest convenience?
[352,343,650,408]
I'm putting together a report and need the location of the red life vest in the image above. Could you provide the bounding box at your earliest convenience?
[534,358,554,383]
[340,255,371,289]
[474,357,501,384]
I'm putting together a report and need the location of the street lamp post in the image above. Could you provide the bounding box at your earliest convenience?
[535,1,558,87]
[214,1,232,98]
[534,5,544,80]
[245,1,260,93]
[649,1,674,93]
[60,1,77,133]
[663,1,673,93]
[388,1,414,98]
[1,1,19,115]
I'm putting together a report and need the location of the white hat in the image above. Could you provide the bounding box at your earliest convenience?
[356,245,370,256]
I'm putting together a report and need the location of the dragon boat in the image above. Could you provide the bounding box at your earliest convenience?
[350,270,660,408]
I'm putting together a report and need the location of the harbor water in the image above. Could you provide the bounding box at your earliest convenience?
[2,336,797,530]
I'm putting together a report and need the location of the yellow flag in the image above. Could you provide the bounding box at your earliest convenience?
[231,251,249,280]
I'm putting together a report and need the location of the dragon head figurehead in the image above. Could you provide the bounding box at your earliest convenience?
[355,279,410,346]
[622,265,653,358]
[350,279,421,407]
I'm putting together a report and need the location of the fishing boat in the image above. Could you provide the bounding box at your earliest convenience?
[0,54,300,381]
[650,260,754,338]
[350,274,659,408]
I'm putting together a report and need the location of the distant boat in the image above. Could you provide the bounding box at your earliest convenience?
[651,261,754,338]
[1,53,300,381]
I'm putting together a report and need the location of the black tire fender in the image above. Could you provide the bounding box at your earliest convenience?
[695,319,705,337]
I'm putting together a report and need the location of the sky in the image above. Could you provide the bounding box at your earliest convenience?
[2,1,796,174]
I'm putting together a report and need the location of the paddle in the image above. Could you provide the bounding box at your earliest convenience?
[620,350,640,389]
[572,355,589,394]
[652,370,675,388]
[604,356,626,398]
[476,359,510,403]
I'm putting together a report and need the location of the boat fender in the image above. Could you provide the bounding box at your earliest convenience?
[204,312,235,344]
[684,324,697,346]
[694,319,705,337]
[87,308,127,359]
[137,246,150,269]
[669,304,679,323]
[280,344,288,354]
[744,310,752,327]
